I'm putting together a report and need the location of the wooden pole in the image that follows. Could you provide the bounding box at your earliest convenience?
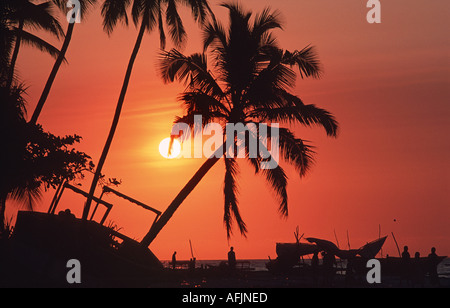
[379,224,383,258]
[346,230,351,250]
[189,240,195,259]
[391,232,401,257]
[334,229,340,248]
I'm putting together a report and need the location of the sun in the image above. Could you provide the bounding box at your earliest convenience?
[159,138,181,159]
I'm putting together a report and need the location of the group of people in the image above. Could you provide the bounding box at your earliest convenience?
[400,246,441,287]
[170,246,237,270]
[308,246,442,287]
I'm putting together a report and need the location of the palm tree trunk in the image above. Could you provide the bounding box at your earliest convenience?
[82,22,147,220]
[140,155,221,247]
[7,19,24,89]
[30,22,75,125]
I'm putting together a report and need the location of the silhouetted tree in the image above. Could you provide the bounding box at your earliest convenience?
[141,3,339,246]
[0,82,94,236]
[83,0,215,220]
[30,0,99,125]
[2,0,64,88]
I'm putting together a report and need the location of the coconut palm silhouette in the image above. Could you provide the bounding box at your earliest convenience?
[3,0,64,88]
[140,3,339,246]
[30,0,99,125]
[83,0,215,220]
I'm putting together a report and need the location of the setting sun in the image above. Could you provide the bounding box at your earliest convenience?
[159,138,181,159]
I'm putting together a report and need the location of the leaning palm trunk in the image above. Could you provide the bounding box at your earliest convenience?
[82,22,146,220]
[141,153,221,247]
[30,22,75,125]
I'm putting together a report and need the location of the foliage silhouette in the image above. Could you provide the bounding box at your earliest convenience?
[141,3,339,246]
[0,82,95,236]
[1,0,64,88]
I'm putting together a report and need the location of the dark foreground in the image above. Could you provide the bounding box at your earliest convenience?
[146,267,450,289]
[0,211,448,288]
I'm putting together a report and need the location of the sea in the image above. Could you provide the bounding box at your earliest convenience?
[163,258,450,278]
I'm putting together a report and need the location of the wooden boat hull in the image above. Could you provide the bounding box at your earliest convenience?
[1,211,163,287]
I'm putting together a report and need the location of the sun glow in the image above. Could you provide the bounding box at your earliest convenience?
[159,138,181,159]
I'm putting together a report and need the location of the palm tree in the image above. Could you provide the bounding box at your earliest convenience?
[82,0,214,220]
[4,0,64,88]
[30,0,98,125]
[140,3,339,246]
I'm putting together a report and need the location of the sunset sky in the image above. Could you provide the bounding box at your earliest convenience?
[8,0,450,260]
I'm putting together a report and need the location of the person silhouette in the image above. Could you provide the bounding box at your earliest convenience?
[228,247,236,270]
[322,251,336,287]
[171,251,177,270]
[428,247,440,287]
[311,251,319,286]
[412,252,425,287]
[400,246,411,286]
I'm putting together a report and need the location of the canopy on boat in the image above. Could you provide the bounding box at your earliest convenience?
[276,242,319,258]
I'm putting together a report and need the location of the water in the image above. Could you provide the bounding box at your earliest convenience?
[438,258,450,278]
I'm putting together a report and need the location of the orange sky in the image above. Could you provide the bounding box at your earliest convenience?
[8,0,450,260]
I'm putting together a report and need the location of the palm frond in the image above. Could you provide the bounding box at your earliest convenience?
[202,17,227,52]
[181,0,210,24]
[278,91,339,137]
[166,0,186,48]
[223,157,247,238]
[251,6,283,40]
[17,1,64,39]
[157,4,166,49]
[179,90,229,117]
[13,27,62,61]
[101,0,132,35]
[250,95,339,138]
[247,52,297,98]
[9,184,42,212]
[159,49,224,97]
[282,46,322,79]
[261,164,288,216]
[277,127,316,178]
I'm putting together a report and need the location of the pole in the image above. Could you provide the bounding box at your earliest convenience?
[391,232,401,257]
[189,240,195,259]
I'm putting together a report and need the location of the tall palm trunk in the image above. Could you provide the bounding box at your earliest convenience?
[82,22,147,220]
[141,155,221,247]
[6,19,24,89]
[30,22,75,125]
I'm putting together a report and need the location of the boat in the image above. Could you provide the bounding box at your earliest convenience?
[0,182,166,287]
[267,234,389,273]
[357,236,387,259]
[1,211,163,287]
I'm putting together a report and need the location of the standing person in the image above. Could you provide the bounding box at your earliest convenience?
[322,251,336,287]
[171,251,177,270]
[400,246,411,286]
[228,247,236,270]
[428,247,440,287]
[412,252,425,287]
[311,251,319,286]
